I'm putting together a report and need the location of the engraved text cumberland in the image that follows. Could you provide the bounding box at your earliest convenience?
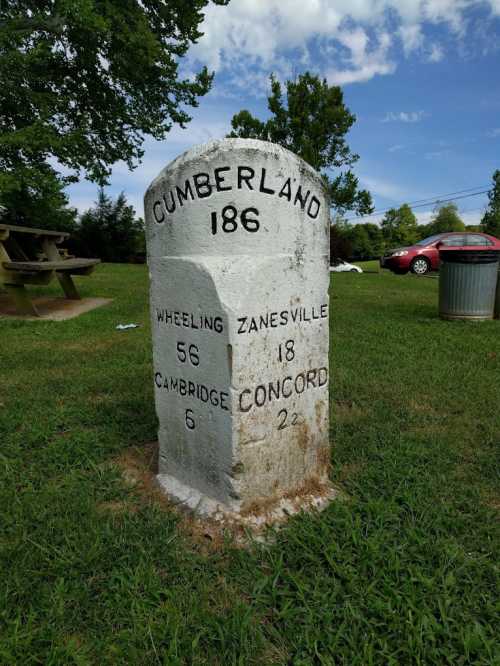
[151,165,322,223]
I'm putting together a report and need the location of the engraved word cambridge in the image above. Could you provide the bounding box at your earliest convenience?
[144,138,332,517]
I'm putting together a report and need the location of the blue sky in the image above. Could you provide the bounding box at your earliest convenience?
[67,0,500,227]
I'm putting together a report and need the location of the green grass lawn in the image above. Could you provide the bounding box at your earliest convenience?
[1,265,499,664]
[354,259,381,272]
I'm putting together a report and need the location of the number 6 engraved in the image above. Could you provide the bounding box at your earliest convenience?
[185,409,195,430]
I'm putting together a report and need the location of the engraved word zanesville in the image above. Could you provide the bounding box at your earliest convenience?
[154,303,328,335]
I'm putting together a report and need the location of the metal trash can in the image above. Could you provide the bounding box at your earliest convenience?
[439,249,500,320]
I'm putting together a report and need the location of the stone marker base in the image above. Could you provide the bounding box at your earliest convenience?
[0,295,112,320]
[157,472,338,528]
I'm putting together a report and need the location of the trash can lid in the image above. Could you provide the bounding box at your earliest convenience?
[439,249,500,264]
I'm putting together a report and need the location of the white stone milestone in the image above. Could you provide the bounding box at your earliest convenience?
[144,138,332,518]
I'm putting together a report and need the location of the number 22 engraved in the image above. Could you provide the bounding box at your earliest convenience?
[277,409,299,430]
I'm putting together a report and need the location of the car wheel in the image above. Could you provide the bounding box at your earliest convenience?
[350,268,358,273]
[410,257,430,275]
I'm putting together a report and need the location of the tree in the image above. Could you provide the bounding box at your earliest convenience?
[344,223,384,259]
[362,223,385,257]
[426,203,464,235]
[481,170,500,238]
[0,162,77,231]
[227,73,373,216]
[0,0,229,225]
[330,219,352,261]
[381,204,418,247]
[349,225,372,260]
[330,219,384,261]
[76,189,144,263]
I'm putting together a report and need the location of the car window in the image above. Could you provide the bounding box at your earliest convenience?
[465,234,493,246]
[416,234,445,246]
[440,235,466,247]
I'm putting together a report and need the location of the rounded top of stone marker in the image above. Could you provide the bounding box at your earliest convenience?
[145,138,326,195]
[144,138,329,260]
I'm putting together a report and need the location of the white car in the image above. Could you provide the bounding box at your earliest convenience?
[329,259,363,273]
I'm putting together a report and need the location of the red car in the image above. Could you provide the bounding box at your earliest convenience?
[380,232,500,275]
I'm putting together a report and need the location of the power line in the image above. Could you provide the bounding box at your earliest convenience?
[346,188,490,220]
[406,189,490,210]
[392,185,489,207]
[345,185,490,221]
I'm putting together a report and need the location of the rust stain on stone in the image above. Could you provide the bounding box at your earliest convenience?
[295,419,310,452]
[317,446,332,475]
[283,474,327,500]
[315,399,326,430]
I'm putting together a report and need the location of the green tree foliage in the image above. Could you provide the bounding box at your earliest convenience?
[348,225,372,260]
[481,170,500,238]
[330,219,385,261]
[227,73,373,216]
[381,204,418,247]
[425,203,465,235]
[0,163,77,231]
[0,0,229,229]
[362,223,385,257]
[330,218,352,261]
[76,189,144,262]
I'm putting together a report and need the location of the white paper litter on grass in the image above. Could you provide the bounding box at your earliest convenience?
[116,323,139,330]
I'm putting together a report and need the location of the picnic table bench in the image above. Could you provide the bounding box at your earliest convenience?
[0,223,100,316]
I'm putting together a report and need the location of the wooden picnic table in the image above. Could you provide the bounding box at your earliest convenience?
[0,223,100,316]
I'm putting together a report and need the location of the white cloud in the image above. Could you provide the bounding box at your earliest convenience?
[388,144,406,152]
[399,25,444,61]
[427,43,445,62]
[327,30,396,85]
[488,128,500,137]
[185,0,500,94]
[399,24,424,55]
[383,110,428,122]
[359,174,407,200]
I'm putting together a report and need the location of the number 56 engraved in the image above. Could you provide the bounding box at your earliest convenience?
[176,341,199,366]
